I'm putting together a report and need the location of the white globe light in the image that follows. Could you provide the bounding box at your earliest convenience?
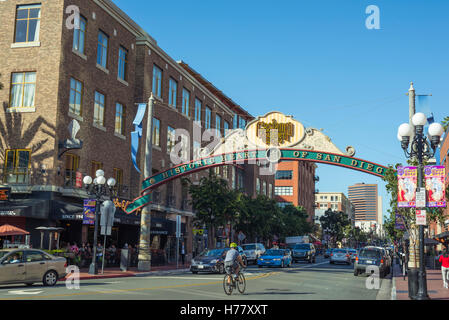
[398,123,413,137]
[83,176,93,185]
[97,176,106,185]
[412,112,427,126]
[107,178,116,187]
[96,169,105,177]
[428,122,444,137]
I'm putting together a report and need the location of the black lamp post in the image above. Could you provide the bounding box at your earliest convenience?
[397,112,444,300]
[83,170,116,275]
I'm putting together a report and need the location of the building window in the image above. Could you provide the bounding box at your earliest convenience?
[97,31,109,68]
[275,186,293,196]
[73,15,87,54]
[14,4,41,43]
[182,88,190,116]
[169,78,177,107]
[223,166,228,180]
[232,166,236,189]
[113,168,123,189]
[69,78,83,116]
[239,117,246,129]
[263,181,267,195]
[10,72,36,108]
[256,178,261,194]
[152,118,160,147]
[224,121,230,136]
[3,149,31,183]
[233,114,238,129]
[115,103,125,135]
[205,106,212,129]
[215,114,221,137]
[167,126,176,154]
[91,161,103,178]
[65,153,79,187]
[118,46,128,81]
[152,65,162,98]
[238,172,244,190]
[268,183,273,198]
[275,170,293,180]
[278,202,293,208]
[194,98,202,123]
[94,91,105,127]
[214,166,220,176]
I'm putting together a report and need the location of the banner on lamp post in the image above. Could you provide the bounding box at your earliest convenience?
[397,166,417,207]
[395,212,405,230]
[424,165,446,208]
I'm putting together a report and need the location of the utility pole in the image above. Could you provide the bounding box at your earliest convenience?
[138,93,155,271]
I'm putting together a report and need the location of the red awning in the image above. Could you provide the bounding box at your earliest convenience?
[0,224,30,236]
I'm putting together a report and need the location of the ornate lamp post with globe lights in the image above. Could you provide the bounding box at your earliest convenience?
[83,170,116,275]
[397,112,444,300]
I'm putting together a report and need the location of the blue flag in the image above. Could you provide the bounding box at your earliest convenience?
[131,103,147,173]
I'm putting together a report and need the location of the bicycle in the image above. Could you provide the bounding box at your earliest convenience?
[223,265,246,295]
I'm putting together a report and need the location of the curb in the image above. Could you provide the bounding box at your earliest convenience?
[62,268,191,281]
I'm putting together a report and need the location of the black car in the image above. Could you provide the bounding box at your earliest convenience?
[292,243,316,263]
[190,246,247,274]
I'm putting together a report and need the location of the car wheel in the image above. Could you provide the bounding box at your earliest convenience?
[219,264,225,274]
[354,269,359,276]
[43,270,58,286]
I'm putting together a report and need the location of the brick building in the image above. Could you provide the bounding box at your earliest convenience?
[274,161,317,223]
[0,0,274,264]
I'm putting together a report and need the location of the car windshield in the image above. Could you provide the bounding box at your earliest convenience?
[242,244,256,250]
[359,249,381,259]
[333,249,347,254]
[294,244,310,250]
[264,249,283,256]
[0,251,10,259]
[200,249,225,257]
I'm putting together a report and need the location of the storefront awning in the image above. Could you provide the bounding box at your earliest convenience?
[0,199,49,219]
[435,231,449,240]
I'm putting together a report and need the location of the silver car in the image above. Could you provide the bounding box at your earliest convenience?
[329,248,351,265]
[241,243,266,265]
[0,248,67,286]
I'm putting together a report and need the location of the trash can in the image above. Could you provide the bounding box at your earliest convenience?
[408,268,419,299]
[120,248,129,272]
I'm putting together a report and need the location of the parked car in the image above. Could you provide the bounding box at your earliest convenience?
[0,248,67,286]
[330,248,351,265]
[257,249,292,268]
[190,246,247,274]
[354,246,389,278]
[348,249,358,262]
[241,243,266,265]
[292,243,316,263]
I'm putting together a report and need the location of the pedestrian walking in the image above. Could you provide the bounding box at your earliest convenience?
[439,249,449,289]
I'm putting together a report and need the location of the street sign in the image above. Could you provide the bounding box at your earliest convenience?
[416,209,427,225]
[416,188,426,208]
[176,215,181,238]
[100,200,116,235]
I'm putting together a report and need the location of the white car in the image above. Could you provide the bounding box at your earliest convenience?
[0,248,67,286]
[241,243,266,264]
[330,248,351,265]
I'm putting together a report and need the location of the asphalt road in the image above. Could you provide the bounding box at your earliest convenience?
[0,256,390,300]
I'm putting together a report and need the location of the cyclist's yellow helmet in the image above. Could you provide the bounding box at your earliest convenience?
[230,242,237,248]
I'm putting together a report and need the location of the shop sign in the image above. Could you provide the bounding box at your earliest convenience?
[61,214,83,220]
[0,210,18,216]
[113,198,141,215]
[0,188,11,201]
[82,199,96,225]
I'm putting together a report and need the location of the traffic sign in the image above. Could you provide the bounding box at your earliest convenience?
[416,188,426,208]
[416,209,426,225]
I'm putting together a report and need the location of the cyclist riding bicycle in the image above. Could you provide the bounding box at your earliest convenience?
[224,243,246,284]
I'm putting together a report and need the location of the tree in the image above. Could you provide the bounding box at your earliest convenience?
[279,205,312,238]
[442,116,449,131]
[319,209,350,247]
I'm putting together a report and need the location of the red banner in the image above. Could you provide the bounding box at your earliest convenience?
[397,166,417,207]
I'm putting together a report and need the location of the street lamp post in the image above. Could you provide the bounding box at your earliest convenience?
[83,170,116,275]
[397,112,444,300]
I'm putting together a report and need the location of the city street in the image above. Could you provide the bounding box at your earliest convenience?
[0,256,390,300]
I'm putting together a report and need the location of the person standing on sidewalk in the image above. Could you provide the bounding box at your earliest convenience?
[439,249,449,289]
[180,241,186,266]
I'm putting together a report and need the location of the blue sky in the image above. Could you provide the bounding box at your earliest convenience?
[113,0,449,223]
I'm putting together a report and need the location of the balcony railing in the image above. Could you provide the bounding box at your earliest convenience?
[1,167,52,186]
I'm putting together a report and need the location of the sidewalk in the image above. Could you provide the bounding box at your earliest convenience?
[393,261,449,300]
[61,263,191,281]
